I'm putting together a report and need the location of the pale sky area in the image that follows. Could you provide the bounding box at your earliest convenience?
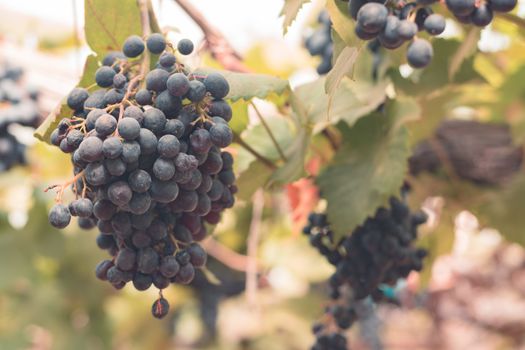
[0,0,317,51]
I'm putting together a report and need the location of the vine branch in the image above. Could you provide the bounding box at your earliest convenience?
[172,0,249,73]
[246,189,264,306]
[201,237,261,272]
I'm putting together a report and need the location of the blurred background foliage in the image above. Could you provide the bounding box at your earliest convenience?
[0,0,525,349]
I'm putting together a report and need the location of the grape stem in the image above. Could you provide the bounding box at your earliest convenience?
[172,0,249,73]
[45,170,85,203]
[250,101,287,162]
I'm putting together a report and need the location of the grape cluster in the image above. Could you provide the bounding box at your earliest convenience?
[348,0,517,68]
[303,194,427,349]
[46,34,237,318]
[0,64,40,172]
[305,11,334,75]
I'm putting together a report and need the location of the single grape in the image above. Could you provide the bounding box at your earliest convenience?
[177,38,194,55]
[167,73,190,97]
[95,66,116,88]
[159,52,176,67]
[107,181,133,206]
[49,204,71,229]
[123,35,145,58]
[471,3,493,26]
[121,141,141,163]
[102,136,123,159]
[406,39,433,68]
[146,33,167,54]
[136,129,156,156]
[95,260,114,281]
[160,256,180,278]
[93,199,117,221]
[357,3,389,34]
[116,248,137,271]
[153,158,176,181]
[70,198,93,218]
[133,273,153,291]
[95,113,117,136]
[151,297,170,319]
[67,88,89,110]
[190,128,212,154]
[424,14,446,35]
[129,169,152,193]
[144,108,167,134]
[186,80,207,102]
[118,117,141,140]
[105,158,126,176]
[78,136,103,162]
[135,89,152,106]
[150,179,179,203]
[163,119,185,138]
[203,73,230,99]
[138,247,159,274]
[113,73,127,89]
[146,68,170,92]
[397,20,418,40]
[157,134,180,158]
[174,263,195,284]
[210,122,233,148]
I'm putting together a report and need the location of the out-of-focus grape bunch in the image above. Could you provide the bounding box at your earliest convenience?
[304,192,428,349]
[0,63,40,172]
[304,11,334,75]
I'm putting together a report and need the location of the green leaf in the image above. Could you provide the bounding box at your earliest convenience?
[326,0,357,47]
[316,101,412,239]
[77,54,100,87]
[236,161,274,201]
[84,0,142,56]
[294,76,389,133]
[448,27,481,80]
[279,0,311,35]
[239,116,295,162]
[229,100,250,134]
[325,46,360,95]
[331,29,348,63]
[34,54,99,144]
[194,68,290,102]
[269,124,310,186]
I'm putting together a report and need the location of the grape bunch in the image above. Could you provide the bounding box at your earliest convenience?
[303,193,427,349]
[348,0,517,68]
[305,11,334,75]
[0,64,40,172]
[46,34,237,319]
